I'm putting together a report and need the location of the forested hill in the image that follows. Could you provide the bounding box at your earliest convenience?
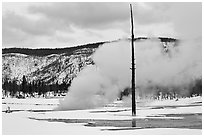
[2,41,106,56]
[4,37,201,99]
[2,37,177,56]
[2,37,178,85]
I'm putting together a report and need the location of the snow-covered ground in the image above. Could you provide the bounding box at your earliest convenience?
[2,96,202,135]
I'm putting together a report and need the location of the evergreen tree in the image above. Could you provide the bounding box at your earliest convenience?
[8,81,12,96]
[28,82,32,96]
[41,81,46,97]
[37,80,42,96]
[21,75,27,97]
[11,79,18,97]
[31,81,36,97]
[2,78,9,97]
[56,81,59,94]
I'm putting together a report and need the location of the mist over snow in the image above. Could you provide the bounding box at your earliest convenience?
[58,38,201,110]
[58,41,131,110]
[135,39,201,97]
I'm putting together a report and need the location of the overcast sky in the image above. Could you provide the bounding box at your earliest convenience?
[2,2,202,48]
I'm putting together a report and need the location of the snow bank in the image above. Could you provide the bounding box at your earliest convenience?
[2,97,202,135]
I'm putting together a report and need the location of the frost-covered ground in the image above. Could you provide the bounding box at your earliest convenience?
[2,96,202,135]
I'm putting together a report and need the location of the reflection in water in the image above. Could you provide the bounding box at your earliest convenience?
[132,118,136,127]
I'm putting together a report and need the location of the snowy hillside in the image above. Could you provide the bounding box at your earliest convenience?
[2,38,177,85]
[2,47,96,85]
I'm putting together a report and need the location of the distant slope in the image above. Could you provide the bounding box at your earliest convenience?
[2,41,106,56]
[2,37,177,56]
[2,37,178,85]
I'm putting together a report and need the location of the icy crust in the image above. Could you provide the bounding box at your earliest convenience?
[2,113,201,135]
[2,96,202,135]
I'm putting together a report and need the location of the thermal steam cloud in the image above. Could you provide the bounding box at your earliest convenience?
[57,39,201,110]
[58,41,131,110]
[136,39,201,87]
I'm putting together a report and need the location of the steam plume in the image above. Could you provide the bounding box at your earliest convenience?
[58,39,201,110]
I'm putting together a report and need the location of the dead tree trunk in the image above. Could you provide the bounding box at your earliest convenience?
[130,4,136,116]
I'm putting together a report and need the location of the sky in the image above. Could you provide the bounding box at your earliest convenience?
[2,2,202,48]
